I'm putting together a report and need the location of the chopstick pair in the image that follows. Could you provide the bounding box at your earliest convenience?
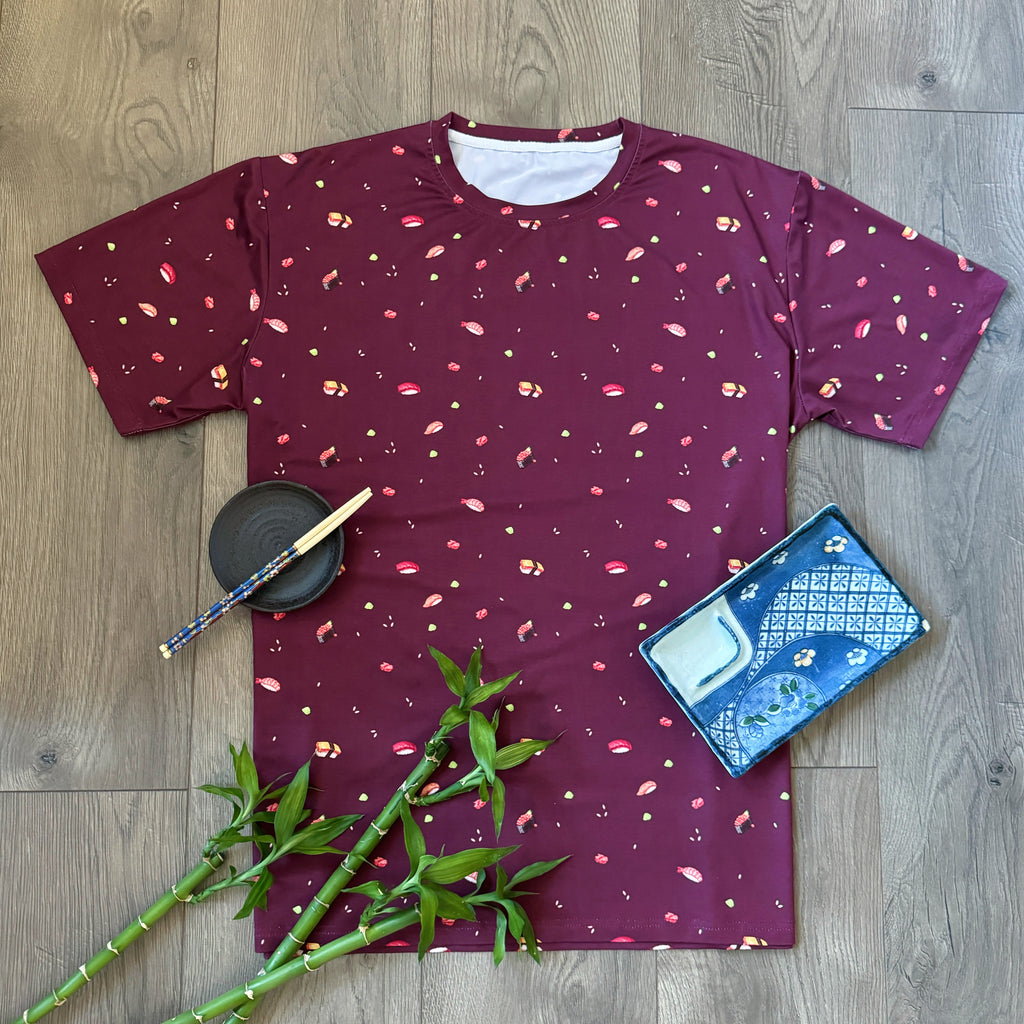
[159,486,373,659]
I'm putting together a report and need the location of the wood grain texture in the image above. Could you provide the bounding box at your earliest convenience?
[422,949,657,1024]
[0,0,217,791]
[849,108,1023,1024]
[844,1,1024,112]
[0,791,189,1023]
[658,768,884,1022]
[213,0,433,163]
[432,0,642,126]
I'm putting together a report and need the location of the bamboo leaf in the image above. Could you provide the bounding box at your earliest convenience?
[273,761,310,845]
[468,709,497,784]
[494,737,553,770]
[424,884,477,923]
[519,906,542,962]
[343,881,388,900]
[491,906,509,966]
[429,647,466,697]
[503,900,525,949]
[230,743,260,801]
[466,672,520,707]
[421,846,518,885]
[463,646,483,695]
[439,705,470,732]
[417,887,438,960]
[197,783,244,805]
[508,855,570,891]
[233,868,273,920]
[491,775,506,839]
[399,797,426,873]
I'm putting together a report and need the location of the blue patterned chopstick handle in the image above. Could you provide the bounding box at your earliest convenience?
[160,545,298,657]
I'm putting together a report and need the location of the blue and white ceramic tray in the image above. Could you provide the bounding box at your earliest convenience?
[639,505,929,777]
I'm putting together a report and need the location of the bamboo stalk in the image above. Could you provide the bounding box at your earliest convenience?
[220,737,450,1023]
[161,908,421,1024]
[11,852,224,1024]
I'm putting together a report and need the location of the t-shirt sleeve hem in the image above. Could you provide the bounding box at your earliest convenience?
[35,245,147,438]
[895,269,1009,450]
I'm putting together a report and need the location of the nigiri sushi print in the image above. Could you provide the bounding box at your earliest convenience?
[41,114,1004,961]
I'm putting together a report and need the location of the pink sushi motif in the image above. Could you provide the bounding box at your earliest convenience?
[397,382,421,395]
[249,289,261,312]
[138,302,158,317]
[825,238,846,257]
[604,560,628,574]
[678,866,703,883]
[896,314,908,335]
[278,152,298,164]
[667,498,691,512]
[401,214,424,228]
[662,322,686,337]
[425,245,445,259]
[424,420,444,434]
[395,561,420,574]
[633,593,652,607]
[323,380,349,397]
[659,159,682,173]
[159,262,176,284]
[608,739,632,754]
[263,317,288,333]
[423,594,443,608]
[597,216,620,229]
[392,741,417,756]
[629,422,648,436]
[625,246,645,261]
[602,383,625,397]
[461,320,484,336]
[255,677,281,692]
[461,498,485,512]
[636,780,657,796]
[691,797,704,809]
[854,319,871,339]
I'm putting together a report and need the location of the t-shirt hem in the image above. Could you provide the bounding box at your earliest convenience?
[895,268,1009,449]
[34,246,146,437]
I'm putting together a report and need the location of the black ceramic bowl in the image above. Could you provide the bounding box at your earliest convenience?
[208,481,344,613]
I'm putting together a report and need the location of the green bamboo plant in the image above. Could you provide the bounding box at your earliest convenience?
[213,644,559,1024]
[11,744,359,1024]
[159,800,566,1024]
[9,647,564,1024]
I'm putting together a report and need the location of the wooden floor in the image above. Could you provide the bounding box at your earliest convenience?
[1,1,1021,1021]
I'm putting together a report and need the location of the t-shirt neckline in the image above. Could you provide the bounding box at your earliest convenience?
[429,112,643,223]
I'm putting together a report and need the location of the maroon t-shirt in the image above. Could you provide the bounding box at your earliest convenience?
[36,113,1007,952]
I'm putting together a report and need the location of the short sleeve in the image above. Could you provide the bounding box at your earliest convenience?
[35,159,269,436]
[785,171,1007,448]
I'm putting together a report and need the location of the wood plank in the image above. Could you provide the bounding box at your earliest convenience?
[0,791,189,1023]
[212,0,434,165]
[849,108,1023,1024]
[423,949,657,1024]
[658,767,884,1022]
[433,0,642,125]
[844,1,1024,112]
[0,0,218,792]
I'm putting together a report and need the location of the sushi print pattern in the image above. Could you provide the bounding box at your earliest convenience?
[36,112,1006,953]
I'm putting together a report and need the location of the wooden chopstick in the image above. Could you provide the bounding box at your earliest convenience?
[159,486,372,659]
